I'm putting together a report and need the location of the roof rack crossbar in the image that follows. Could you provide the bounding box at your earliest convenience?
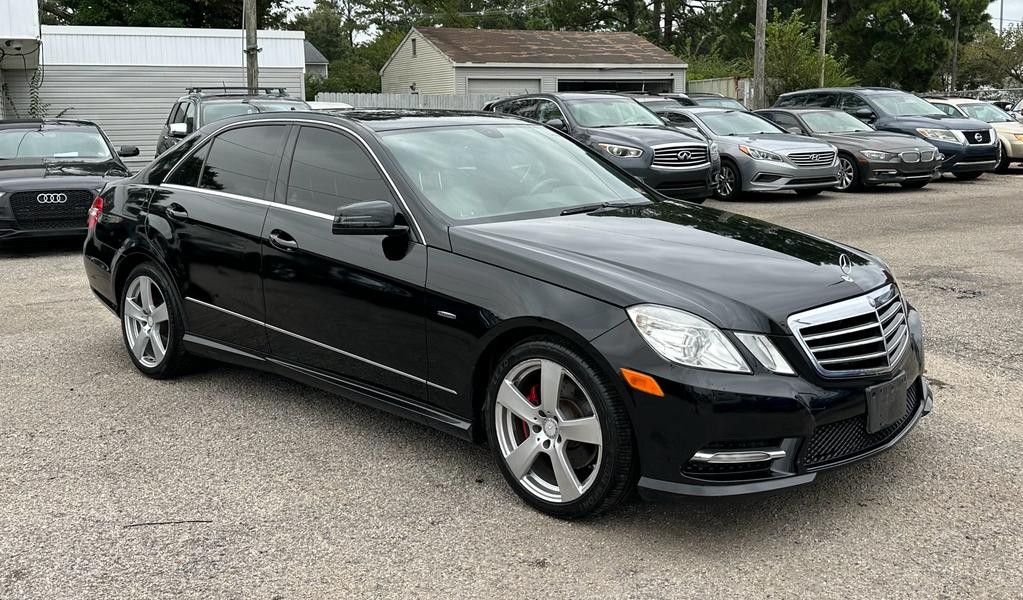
[187,86,288,96]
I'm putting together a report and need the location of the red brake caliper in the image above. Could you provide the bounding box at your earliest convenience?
[521,384,540,438]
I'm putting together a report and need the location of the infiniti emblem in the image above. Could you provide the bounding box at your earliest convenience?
[37,193,68,204]
[677,150,692,161]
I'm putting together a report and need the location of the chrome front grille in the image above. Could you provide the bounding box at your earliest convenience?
[651,144,709,168]
[899,151,920,163]
[788,284,909,378]
[788,151,836,167]
[919,149,935,162]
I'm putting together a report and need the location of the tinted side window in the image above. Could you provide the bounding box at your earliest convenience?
[663,112,699,129]
[802,93,838,108]
[286,126,394,215]
[840,94,870,113]
[933,103,957,116]
[535,100,564,123]
[199,125,285,199]
[775,95,804,108]
[166,144,209,186]
[168,102,187,125]
[767,112,802,131]
[147,136,201,184]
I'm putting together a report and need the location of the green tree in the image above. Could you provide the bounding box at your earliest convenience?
[959,24,1023,88]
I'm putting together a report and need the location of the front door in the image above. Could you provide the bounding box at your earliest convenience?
[261,124,429,401]
[149,123,289,353]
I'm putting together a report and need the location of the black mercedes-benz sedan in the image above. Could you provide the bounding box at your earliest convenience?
[83,110,932,518]
[1,119,137,241]
[756,108,942,191]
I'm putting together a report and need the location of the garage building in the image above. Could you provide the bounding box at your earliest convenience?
[1,13,306,169]
[380,27,687,96]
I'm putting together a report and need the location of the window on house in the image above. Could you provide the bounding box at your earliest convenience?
[412,39,417,57]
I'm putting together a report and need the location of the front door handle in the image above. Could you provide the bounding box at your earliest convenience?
[166,203,188,221]
[269,229,299,251]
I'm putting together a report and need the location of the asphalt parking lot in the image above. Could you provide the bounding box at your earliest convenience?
[2,173,1021,599]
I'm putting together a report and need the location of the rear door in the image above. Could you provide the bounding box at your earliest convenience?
[149,123,289,353]
[260,124,430,401]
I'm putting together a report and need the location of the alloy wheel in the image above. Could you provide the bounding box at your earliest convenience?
[837,157,856,190]
[494,358,603,503]
[123,275,170,368]
[718,165,736,198]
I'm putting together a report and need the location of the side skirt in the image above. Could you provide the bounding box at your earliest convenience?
[182,334,475,441]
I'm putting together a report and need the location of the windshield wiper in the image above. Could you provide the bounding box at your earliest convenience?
[560,200,642,215]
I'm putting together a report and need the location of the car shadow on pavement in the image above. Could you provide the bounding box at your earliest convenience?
[0,237,84,258]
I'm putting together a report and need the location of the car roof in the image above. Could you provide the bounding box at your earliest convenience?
[206,109,529,133]
[761,107,844,114]
[778,87,902,97]
[922,97,987,106]
[494,92,631,102]
[0,118,101,130]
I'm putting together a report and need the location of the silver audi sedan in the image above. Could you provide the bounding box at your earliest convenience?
[656,106,842,200]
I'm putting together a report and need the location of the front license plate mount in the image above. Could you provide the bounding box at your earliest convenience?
[865,372,907,434]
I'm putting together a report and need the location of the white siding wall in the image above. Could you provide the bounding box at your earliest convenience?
[2,65,304,170]
[0,0,39,40]
[454,66,685,94]
[381,31,455,94]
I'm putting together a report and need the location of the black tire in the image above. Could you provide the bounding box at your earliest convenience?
[995,144,1011,173]
[484,336,638,519]
[835,153,862,192]
[714,160,741,201]
[119,262,190,379]
[899,180,929,189]
[953,171,983,181]
[795,189,823,197]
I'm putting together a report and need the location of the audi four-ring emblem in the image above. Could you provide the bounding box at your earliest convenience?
[36,193,68,204]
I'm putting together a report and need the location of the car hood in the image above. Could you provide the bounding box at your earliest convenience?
[586,125,706,147]
[0,159,129,191]
[810,131,936,151]
[991,120,1023,134]
[448,201,890,334]
[878,114,989,130]
[713,133,833,151]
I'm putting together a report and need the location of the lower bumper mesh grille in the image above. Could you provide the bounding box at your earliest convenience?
[799,380,920,468]
[9,190,94,230]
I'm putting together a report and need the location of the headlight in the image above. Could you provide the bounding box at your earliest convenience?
[1014,134,1023,142]
[916,128,966,144]
[861,150,897,160]
[626,305,750,373]
[738,145,783,161]
[598,143,643,158]
[734,333,795,375]
[709,142,720,161]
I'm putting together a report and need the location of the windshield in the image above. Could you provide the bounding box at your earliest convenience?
[693,97,747,110]
[202,99,309,124]
[564,98,663,127]
[871,94,945,116]
[801,111,873,133]
[0,127,112,160]
[698,111,784,136]
[380,124,651,222]
[959,103,1014,123]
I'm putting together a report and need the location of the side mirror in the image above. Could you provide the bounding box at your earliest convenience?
[786,126,804,135]
[169,122,188,137]
[545,118,567,131]
[854,107,876,122]
[118,145,140,157]
[332,201,408,236]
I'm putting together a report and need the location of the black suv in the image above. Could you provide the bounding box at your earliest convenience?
[155,87,309,156]
[484,93,715,201]
[1,119,135,241]
[775,87,998,179]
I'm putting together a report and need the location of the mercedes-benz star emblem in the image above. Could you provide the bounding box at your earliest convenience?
[974,132,983,142]
[36,193,68,204]
[677,150,692,161]
[838,254,853,279]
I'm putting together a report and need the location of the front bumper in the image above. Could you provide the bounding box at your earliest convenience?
[859,159,941,185]
[591,305,930,498]
[1000,136,1023,160]
[623,163,715,201]
[927,139,999,173]
[0,225,87,241]
[743,160,841,192]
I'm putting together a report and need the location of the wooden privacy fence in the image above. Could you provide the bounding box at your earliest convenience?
[315,92,502,110]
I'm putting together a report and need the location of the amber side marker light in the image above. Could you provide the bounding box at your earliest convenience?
[620,368,664,397]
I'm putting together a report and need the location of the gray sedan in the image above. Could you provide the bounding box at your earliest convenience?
[655,107,841,200]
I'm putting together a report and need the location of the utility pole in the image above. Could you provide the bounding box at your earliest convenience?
[951,10,960,92]
[1000,0,1005,35]
[243,0,259,94]
[819,0,828,87]
[752,0,767,109]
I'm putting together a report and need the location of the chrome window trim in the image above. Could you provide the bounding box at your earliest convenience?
[787,284,909,378]
[158,117,426,243]
[184,297,456,395]
[162,183,335,222]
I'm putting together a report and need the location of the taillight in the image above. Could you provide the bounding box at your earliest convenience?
[87,196,103,229]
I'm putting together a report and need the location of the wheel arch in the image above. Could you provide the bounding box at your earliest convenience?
[467,317,627,443]
[111,245,181,314]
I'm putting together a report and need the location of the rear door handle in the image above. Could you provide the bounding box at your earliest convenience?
[166,204,188,221]
[269,229,299,251]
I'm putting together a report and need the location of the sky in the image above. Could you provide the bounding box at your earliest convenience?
[989,0,1023,31]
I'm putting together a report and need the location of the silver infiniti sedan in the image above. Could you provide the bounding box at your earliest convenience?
[657,107,842,200]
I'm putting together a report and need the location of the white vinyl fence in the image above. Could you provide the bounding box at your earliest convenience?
[315,92,502,110]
